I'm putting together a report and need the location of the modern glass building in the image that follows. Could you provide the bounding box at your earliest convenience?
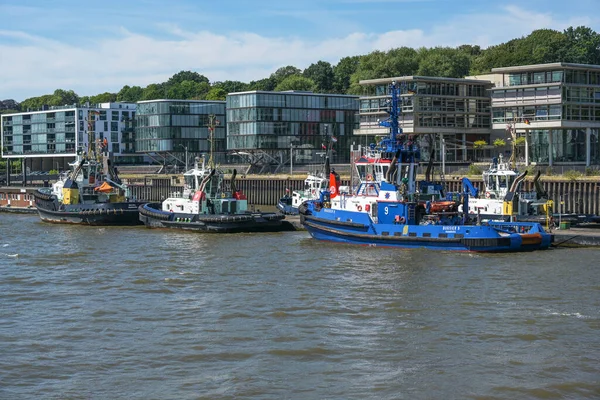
[135,100,226,166]
[355,76,493,162]
[226,91,359,166]
[480,62,600,166]
[1,102,139,170]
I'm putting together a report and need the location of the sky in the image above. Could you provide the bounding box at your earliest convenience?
[1,0,599,102]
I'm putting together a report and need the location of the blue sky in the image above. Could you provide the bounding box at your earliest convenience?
[1,0,599,101]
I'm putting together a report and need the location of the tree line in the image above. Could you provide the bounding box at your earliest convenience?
[3,25,599,114]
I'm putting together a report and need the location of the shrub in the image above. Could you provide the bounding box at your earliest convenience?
[493,138,506,147]
[585,167,600,176]
[563,170,583,181]
[468,164,482,176]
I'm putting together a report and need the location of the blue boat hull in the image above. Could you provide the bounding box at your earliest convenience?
[300,208,553,252]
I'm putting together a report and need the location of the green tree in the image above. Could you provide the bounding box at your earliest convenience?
[247,77,277,91]
[211,80,248,94]
[274,75,316,92]
[473,140,487,161]
[0,109,19,115]
[348,47,419,94]
[166,80,210,99]
[333,56,360,94]
[89,92,117,104]
[20,92,69,110]
[470,29,567,74]
[50,89,79,106]
[205,87,227,101]
[493,138,506,147]
[562,26,600,64]
[417,47,471,77]
[303,61,334,93]
[457,44,482,57]
[270,66,302,85]
[141,84,165,100]
[166,71,210,87]
[117,85,144,102]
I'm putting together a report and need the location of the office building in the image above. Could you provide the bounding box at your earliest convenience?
[1,102,138,171]
[354,76,493,162]
[135,100,226,168]
[226,91,359,169]
[478,62,600,166]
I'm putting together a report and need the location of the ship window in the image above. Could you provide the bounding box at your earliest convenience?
[438,233,448,238]
[422,232,431,237]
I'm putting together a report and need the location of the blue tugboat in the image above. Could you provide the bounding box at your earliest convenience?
[299,81,553,252]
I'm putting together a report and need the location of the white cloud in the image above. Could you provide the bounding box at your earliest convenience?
[0,4,597,101]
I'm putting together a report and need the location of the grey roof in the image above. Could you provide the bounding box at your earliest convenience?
[359,76,493,85]
[227,90,358,97]
[136,99,225,104]
[492,62,600,73]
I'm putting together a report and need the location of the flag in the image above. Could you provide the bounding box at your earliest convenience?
[329,171,340,199]
[331,136,338,143]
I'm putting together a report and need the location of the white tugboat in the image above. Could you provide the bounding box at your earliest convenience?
[139,116,286,233]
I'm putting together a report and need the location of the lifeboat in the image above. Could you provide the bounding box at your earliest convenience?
[429,201,457,213]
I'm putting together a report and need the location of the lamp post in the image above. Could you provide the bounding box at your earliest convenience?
[290,143,294,176]
[441,137,446,178]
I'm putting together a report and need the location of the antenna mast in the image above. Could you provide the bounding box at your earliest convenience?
[207,114,220,168]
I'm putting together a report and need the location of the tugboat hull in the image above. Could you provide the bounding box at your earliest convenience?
[34,190,144,226]
[139,203,287,233]
[300,206,553,252]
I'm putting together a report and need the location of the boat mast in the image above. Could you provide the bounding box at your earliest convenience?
[207,114,220,168]
[87,109,101,161]
[378,81,404,153]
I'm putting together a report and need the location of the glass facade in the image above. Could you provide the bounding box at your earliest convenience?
[356,77,492,162]
[226,91,358,164]
[527,129,600,164]
[489,63,600,166]
[358,80,491,131]
[135,100,226,163]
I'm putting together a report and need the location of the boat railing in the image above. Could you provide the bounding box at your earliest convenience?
[517,191,538,200]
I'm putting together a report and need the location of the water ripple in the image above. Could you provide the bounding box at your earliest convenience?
[0,214,599,399]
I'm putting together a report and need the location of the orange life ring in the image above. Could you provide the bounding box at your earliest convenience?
[485,192,491,199]
[366,174,373,181]
[357,205,362,212]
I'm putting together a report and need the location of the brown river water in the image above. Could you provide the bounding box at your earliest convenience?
[0,213,599,399]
